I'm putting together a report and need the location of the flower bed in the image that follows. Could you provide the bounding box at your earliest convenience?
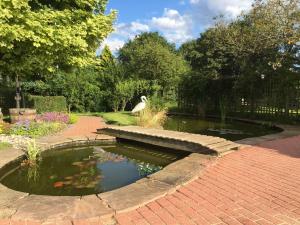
[9,120,66,138]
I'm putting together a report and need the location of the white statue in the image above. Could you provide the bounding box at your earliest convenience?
[131,96,147,113]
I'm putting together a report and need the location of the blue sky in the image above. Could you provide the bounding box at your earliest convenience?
[103,0,253,52]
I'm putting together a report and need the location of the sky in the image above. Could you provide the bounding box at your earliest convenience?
[103,0,253,52]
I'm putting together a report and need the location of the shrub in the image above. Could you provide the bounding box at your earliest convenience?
[137,106,167,129]
[36,112,69,124]
[10,120,66,138]
[69,114,79,124]
[27,95,67,113]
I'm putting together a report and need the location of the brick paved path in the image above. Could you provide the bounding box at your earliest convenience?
[59,116,107,138]
[116,136,300,225]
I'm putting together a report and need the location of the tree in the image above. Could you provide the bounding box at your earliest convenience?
[0,0,116,80]
[179,0,299,117]
[119,32,189,96]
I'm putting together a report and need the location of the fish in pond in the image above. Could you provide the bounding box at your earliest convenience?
[53,181,64,188]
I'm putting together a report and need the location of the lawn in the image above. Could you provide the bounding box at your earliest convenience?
[100,112,137,126]
[76,111,137,126]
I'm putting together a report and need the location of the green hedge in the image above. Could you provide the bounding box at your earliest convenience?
[0,86,15,115]
[27,95,67,113]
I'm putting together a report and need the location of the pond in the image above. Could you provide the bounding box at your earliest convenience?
[164,116,281,141]
[0,142,188,196]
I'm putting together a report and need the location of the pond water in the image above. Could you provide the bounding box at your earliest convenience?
[164,116,281,141]
[0,142,188,196]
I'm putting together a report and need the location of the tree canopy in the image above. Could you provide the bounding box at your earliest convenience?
[0,0,116,79]
[119,32,189,95]
[179,0,300,117]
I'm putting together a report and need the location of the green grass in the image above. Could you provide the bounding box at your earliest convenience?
[100,112,137,126]
[0,142,12,150]
[75,111,137,126]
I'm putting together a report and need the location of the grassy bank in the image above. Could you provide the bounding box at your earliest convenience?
[76,111,137,126]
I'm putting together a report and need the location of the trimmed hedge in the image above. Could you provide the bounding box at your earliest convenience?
[27,95,67,113]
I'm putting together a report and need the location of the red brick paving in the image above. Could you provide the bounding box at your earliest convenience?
[60,116,107,138]
[2,117,300,224]
[116,136,300,225]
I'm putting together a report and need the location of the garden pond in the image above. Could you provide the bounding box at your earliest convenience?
[0,142,189,196]
[164,116,281,141]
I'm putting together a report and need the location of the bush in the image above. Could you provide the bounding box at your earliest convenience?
[36,112,69,124]
[69,114,79,124]
[27,95,67,113]
[10,120,66,138]
[137,106,167,129]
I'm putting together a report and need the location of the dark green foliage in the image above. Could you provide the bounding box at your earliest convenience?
[178,0,300,121]
[0,86,15,115]
[27,95,67,113]
[119,32,189,96]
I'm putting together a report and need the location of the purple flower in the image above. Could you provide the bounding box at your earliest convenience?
[36,112,69,124]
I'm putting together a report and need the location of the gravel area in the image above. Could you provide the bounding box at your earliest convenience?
[0,134,32,150]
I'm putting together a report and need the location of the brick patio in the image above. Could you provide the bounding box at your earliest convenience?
[116,136,300,225]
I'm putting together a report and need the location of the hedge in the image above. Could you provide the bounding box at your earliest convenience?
[27,95,67,113]
[0,86,15,115]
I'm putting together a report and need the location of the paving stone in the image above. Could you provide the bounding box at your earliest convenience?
[0,148,24,169]
[11,195,113,222]
[0,184,28,209]
[99,178,173,213]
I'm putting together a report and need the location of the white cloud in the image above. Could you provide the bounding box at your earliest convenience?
[100,21,150,54]
[190,0,252,20]
[115,22,150,39]
[150,8,193,44]
[102,38,125,52]
[101,0,253,53]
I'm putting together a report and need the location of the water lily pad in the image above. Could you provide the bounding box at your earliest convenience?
[72,162,83,166]
[86,183,95,188]
[80,171,89,175]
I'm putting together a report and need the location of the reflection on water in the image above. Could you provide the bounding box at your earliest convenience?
[0,142,188,196]
[164,116,280,141]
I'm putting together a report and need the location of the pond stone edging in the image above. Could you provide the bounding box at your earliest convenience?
[0,138,216,223]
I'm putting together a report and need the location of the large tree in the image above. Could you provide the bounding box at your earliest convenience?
[0,0,116,80]
[119,32,189,96]
[179,0,299,116]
